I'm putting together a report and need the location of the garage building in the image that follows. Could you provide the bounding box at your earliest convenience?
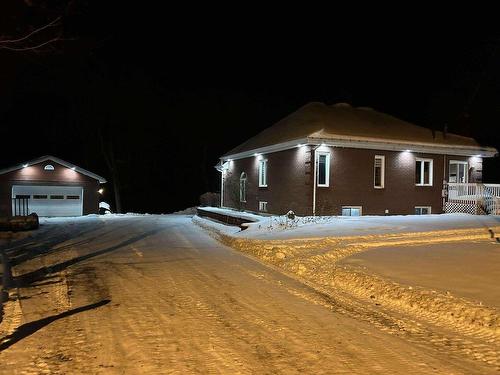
[0,156,106,217]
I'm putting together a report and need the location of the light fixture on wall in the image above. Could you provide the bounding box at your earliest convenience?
[22,164,28,168]
[98,188,104,194]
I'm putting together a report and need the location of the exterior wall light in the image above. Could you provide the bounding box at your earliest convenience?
[98,188,104,194]
[71,167,76,171]
[22,164,28,168]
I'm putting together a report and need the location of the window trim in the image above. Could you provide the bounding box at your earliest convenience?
[258,159,268,187]
[239,172,247,203]
[316,151,330,187]
[374,155,385,189]
[448,160,468,183]
[415,158,433,186]
[415,206,432,215]
[342,206,363,216]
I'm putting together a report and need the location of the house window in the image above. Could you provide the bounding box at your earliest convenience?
[66,195,80,200]
[374,155,385,188]
[50,195,64,199]
[259,201,268,212]
[342,206,362,216]
[239,172,247,202]
[258,159,268,187]
[33,195,48,199]
[449,161,468,183]
[44,164,55,171]
[415,206,431,215]
[316,151,330,187]
[415,158,433,186]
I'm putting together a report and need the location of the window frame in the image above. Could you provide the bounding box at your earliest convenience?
[258,201,268,212]
[415,206,432,215]
[316,151,330,187]
[448,160,468,183]
[374,155,385,189]
[342,206,362,216]
[239,172,247,203]
[415,158,433,186]
[258,159,268,187]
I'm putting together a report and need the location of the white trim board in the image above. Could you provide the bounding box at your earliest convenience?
[0,155,107,183]
[220,137,497,162]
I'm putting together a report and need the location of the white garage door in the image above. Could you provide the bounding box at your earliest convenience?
[12,185,84,217]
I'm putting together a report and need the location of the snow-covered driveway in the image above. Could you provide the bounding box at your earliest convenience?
[0,215,496,374]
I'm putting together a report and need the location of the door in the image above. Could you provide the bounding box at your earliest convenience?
[449,161,468,183]
[12,185,84,217]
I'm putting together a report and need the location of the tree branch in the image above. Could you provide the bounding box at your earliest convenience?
[0,16,61,44]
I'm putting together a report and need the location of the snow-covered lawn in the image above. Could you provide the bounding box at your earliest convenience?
[340,241,500,309]
[199,208,500,240]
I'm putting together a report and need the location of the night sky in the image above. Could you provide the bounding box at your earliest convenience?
[1,3,499,213]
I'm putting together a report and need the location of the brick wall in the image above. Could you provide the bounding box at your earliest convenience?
[222,145,483,216]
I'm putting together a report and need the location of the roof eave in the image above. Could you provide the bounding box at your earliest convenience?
[220,136,498,160]
[0,155,108,183]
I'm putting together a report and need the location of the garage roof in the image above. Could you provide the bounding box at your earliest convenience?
[0,155,107,183]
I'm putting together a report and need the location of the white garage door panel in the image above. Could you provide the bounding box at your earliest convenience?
[12,185,84,217]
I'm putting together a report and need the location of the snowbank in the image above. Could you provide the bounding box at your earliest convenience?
[232,213,500,240]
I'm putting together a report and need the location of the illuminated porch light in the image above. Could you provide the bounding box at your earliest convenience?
[22,164,28,168]
[297,143,303,147]
[404,149,412,152]
[98,188,104,194]
[71,167,76,171]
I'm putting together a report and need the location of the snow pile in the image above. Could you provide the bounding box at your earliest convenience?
[194,215,500,338]
[172,207,198,215]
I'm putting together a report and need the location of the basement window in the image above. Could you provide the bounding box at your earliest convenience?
[342,206,362,216]
[415,206,431,215]
[415,158,433,186]
[259,201,268,212]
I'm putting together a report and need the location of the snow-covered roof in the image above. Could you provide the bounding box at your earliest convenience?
[0,155,107,183]
[221,102,498,159]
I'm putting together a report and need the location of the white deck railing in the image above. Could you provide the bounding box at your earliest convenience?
[447,183,500,214]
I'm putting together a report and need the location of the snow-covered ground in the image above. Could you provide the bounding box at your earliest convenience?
[195,213,500,369]
[242,213,500,239]
[1,214,500,373]
[0,215,494,372]
[197,207,500,239]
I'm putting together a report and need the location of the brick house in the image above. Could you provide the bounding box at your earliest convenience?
[0,155,106,217]
[216,102,498,216]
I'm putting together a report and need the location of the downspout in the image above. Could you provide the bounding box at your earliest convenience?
[312,145,321,216]
[443,154,447,213]
[220,167,224,208]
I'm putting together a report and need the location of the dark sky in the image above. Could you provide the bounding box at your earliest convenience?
[1,3,499,213]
